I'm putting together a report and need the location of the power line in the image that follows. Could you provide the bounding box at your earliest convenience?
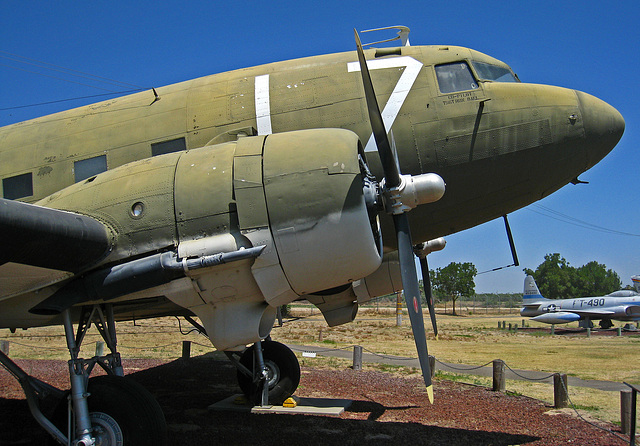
[0,90,144,111]
[526,204,640,237]
[0,50,149,111]
[0,50,146,90]
[0,62,122,93]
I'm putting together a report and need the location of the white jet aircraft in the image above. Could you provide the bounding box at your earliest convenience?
[521,275,640,328]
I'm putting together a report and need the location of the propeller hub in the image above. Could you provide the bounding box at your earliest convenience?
[381,173,445,215]
[414,237,447,258]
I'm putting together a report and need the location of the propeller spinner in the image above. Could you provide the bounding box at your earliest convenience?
[354,30,445,403]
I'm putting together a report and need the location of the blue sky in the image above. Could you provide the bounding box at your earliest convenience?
[1,1,638,293]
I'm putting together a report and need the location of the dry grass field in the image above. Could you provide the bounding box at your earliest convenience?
[271,304,640,431]
[1,303,638,432]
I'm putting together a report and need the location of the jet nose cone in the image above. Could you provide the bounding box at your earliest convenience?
[576,91,625,168]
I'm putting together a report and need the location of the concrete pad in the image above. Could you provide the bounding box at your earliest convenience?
[209,394,351,417]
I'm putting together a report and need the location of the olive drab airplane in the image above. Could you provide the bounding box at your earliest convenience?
[521,275,640,328]
[0,26,625,444]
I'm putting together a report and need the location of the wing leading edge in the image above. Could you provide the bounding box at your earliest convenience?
[0,198,112,274]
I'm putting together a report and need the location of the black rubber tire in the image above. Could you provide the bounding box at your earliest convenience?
[599,319,614,329]
[236,340,301,405]
[48,375,167,445]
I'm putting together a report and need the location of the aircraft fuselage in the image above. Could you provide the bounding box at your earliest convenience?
[0,44,624,338]
[0,45,624,245]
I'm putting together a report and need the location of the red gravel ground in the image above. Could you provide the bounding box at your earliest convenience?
[0,354,629,445]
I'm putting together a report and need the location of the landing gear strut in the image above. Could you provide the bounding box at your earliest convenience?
[229,340,301,406]
[0,304,167,445]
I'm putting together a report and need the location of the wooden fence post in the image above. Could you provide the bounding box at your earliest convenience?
[0,340,8,356]
[95,341,105,357]
[621,390,632,435]
[182,340,191,359]
[428,355,436,380]
[353,345,363,371]
[492,359,505,392]
[396,292,402,327]
[554,373,569,408]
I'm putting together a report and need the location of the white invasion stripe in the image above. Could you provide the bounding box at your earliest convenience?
[255,74,272,135]
[348,56,423,152]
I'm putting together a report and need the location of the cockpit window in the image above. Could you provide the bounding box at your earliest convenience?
[435,62,479,94]
[472,62,518,82]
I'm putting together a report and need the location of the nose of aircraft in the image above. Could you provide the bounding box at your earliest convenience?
[575,90,625,169]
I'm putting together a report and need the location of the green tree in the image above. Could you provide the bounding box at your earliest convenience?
[575,261,621,296]
[524,254,621,298]
[431,262,477,315]
[524,253,577,299]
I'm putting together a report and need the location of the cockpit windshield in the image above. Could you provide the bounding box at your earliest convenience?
[472,61,518,82]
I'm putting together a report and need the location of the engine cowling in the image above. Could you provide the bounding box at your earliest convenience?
[259,129,382,295]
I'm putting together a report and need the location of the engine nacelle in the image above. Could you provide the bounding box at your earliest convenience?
[38,128,384,349]
[353,251,402,302]
[235,129,383,305]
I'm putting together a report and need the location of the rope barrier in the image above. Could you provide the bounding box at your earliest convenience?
[361,346,419,361]
[190,341,216,350]
[436,359,493,371]
[503,363,556,381]
[288,344,356,354]
[118,342,178,351]
[1,340,69,351]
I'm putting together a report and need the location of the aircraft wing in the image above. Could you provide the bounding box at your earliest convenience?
[0,198,112,300]
[568,309,616,316]
[521,303,543,310]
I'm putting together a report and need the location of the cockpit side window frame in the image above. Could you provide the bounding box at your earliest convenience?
[434,61,479,95]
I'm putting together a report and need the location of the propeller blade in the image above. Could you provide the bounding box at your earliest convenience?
[355,28,433,401]
[394,213,433,402]
[418,255,438,337]
[354,29,401,187]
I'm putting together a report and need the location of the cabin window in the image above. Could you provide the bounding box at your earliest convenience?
[151,137,186,156]
[75,155,107,183]
[472,62,518,83]
[435,62,478,94]
[3,172,33,200]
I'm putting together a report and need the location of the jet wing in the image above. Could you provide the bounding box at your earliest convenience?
[0,198,112,299]
[521,303,543,310]
[568,309,616,316]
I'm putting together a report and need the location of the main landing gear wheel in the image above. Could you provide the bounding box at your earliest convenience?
[49,376,168,446]
[599,319,614,329]
[237,340,300,405]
